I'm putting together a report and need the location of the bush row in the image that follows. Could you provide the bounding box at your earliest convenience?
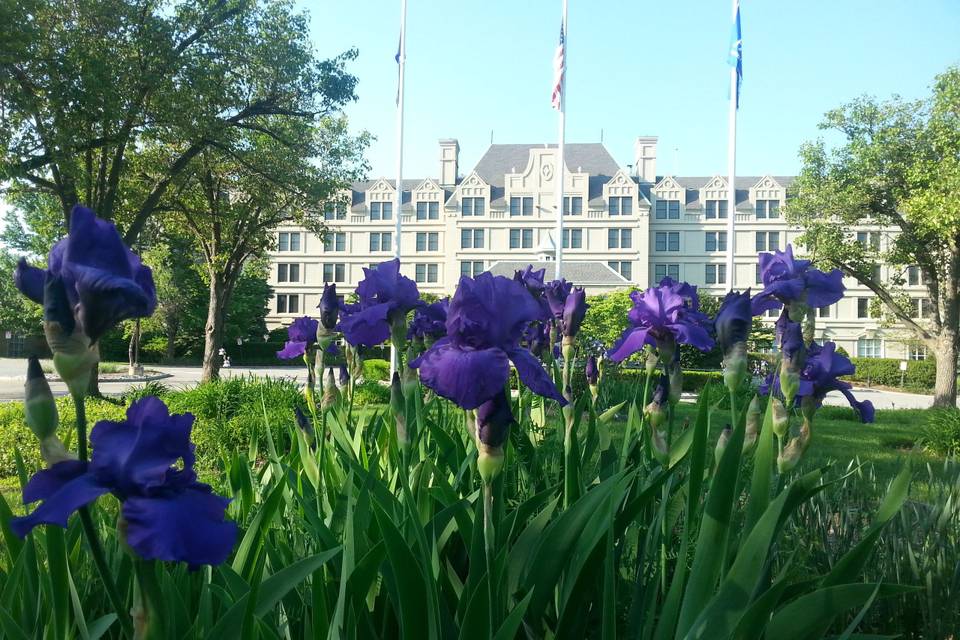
[845,357,936,390]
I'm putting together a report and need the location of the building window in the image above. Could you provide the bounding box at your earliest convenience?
[655,231,680,252]
[370,201,393,221]
[705,200,728,219]
[277,263,300,283]
[765,308,779,318]
[416,232,439,252]
[857,231,881,251]
[913,298,934,319]
[755,263,763,284]
[655,200,681,220]
[460,261,484,277]
[278,231,301,252]
[509,228,534,249]
[908,344,928,361]
[276,294,299,314]
[563,228,583,249]
[705,231,727,252]
[564,196,583,215]
[907,266,922,286]
[857,337,882,358]
[755,200,780,219]
[705,264,727,285]
[818,305,831,318]
[461,228,485,249]
[608,261,632,280]
[608,228,632,249]
[461,197,484,217]
[755,231,780,252]
[369,232,392,252]
[609,196,633,216]
[323,232,345,252]
[324,202,347,220]
[416,201,440,220]
[857,297,881,319]
[509,197,534,216]
[654,263,680,282]
[415,263,439,283]
[323,263,346,283]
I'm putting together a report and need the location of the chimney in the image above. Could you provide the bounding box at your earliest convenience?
[633,136,657,183]
[439,139,460,187]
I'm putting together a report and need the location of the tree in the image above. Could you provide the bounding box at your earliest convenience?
[786,66,960,406]
[157,116,366,381]
[0,0,358,243]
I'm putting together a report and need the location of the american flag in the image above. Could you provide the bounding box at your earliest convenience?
[551,24,565,110]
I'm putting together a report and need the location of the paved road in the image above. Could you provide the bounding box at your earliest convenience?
[0,358,947,409]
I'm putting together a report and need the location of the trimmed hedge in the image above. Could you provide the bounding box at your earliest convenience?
[845,357,936,391]
[604,368,724,392]
[362,359,391,382]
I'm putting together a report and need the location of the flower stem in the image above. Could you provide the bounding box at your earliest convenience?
[72,393,133,638]
[483,481,496,633]
[133,559,166,640]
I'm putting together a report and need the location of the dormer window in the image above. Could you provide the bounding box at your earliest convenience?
[705,200,728,219]
[461,197,484,217]
[370,201,393,220]
[416,201,439,220]
[655,200,680,220]
[608,196,632,216]
[510,197,534,216]
[755,199,780,219]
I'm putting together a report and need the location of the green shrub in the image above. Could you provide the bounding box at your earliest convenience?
[352,380,390,406]
[362,358,390,382]
[0,397,126,477]
[846,357,936,390]
[918,409,960,457]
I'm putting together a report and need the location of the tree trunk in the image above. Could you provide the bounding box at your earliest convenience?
[201,275,228,383]
[165,319,178,362]
[932,329,958,408]
[128,318,141,370]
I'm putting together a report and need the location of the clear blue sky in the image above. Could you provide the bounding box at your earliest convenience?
[305,0,960,181]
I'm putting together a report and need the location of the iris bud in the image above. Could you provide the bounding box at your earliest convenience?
[779,358,800,407]
[743,395,762,453]
[668,364,682,406]
[644,346,658,378]
[715,425,732,463]
[650,428,669,465]
[777,421,811,473]
[771,396,790,438]
[24,356,57,442]
[644,401,666,430]
[338,363,350,387]
[321,367,340,410]
[723,342,748,394]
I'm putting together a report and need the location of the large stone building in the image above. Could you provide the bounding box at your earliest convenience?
[268,137,930,361]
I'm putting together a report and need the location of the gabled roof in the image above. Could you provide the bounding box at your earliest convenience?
[486,260,630,287]
[656,175,795,208]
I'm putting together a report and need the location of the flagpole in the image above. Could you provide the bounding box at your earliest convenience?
[554,0,567,280]
[725,0,738,292]
[391,0,407,377]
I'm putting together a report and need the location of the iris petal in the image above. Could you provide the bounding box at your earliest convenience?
[507,348,567,405]
[10,473,109,537]
[416,342,510,409]
[122,484,237,569]
[607,327,652,363]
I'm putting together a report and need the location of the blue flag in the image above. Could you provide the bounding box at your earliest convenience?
[727,0,743,108]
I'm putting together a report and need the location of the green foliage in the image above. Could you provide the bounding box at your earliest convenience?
[362,358,391,382]
[352,380,390,406]
[578,288,634,352]
[918,409,960,456]
[846,357,936,390]
[0,247,42,337]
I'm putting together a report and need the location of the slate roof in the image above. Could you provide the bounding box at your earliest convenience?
[663,176,795,209]
[473,143,622,207]
[486,260,629,286]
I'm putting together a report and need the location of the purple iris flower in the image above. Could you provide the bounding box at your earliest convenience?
[276,316,320,360]
[561,287,588,337]
[338,259,421,347]
[524,321,551,359]
[544,278,573,320]
[514,265,547,296]
[607,281,715,362]
[410,272,566,409]
[14,205,156,343]
[760,341,874,423]
[659,277,701,312]
[585,355,599,385]
[751,245,845,317]
[11,397,236,568]
[407,298,449,341]
[476,390,515,448]
[715,290,752,353]
[318,283,339,331]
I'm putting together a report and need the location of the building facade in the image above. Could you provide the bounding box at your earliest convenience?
[268,137,930,361]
